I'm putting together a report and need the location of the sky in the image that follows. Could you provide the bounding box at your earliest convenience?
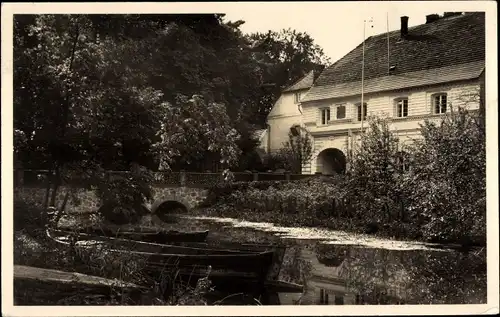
[220,1,481,64]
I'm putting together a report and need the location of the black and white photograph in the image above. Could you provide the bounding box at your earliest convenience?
[2,1,498,315]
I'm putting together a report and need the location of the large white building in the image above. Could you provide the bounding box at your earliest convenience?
[263,12,485,175]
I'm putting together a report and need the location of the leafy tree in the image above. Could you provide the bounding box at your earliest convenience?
[153,95,241,171]
[405,107,486,244]
[343,116,404,225]
[249,29,331,124]
[279,125,314,173]
[14,15,168,208]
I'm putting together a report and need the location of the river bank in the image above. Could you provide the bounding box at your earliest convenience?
[14,199,487,305]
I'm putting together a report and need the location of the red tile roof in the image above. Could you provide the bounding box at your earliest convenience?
[306,12,485,101]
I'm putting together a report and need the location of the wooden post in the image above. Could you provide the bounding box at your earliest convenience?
[285,171,290,181]
[253,172,259,181]
[15,169,24,186]
[180,170,186,186]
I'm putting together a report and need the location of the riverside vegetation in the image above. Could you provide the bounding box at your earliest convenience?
[14,200,215,305]
[197,108,486,248]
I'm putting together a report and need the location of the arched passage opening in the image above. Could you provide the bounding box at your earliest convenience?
[316,148,347,175]
[154,200,189,223]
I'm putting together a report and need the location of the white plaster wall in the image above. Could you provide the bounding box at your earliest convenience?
[299,80,481,174]
[266,89,306,152]
[301,80,481,132]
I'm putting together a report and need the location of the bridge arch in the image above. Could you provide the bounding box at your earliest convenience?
[151,198,190,214]
[152,199,189,223]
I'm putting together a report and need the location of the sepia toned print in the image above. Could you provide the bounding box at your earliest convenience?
[2,2,498,316]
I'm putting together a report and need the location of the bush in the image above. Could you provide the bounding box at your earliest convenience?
[405,107,486,244]
[201,109,486,246]
[94,167,154,224]
[342,116,405,226]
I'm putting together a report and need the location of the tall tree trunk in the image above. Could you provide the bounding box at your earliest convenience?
[53,188,70,227]
[49,166,61,207]
[42,169,53,209]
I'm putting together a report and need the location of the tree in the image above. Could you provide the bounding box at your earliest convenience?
[278,125,314,173]
[343,116,403,225]
[405,106,486,244]
[249,29,331,124]
[14,15,168,205]
[153,95,241,171]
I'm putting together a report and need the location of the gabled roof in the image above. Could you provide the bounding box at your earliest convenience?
[283,70,315,92]
[304,60,484,101]
[304,12,485,102]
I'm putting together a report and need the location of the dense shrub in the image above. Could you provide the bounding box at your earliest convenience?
[94,166,154,224]
[342,116,406,227]
[404,107,486,245]
[202,109,486,246]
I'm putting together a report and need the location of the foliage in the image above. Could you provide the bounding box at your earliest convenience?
[249,29,331,123]
[14,14,330,182]
[404,107,486,244]
[278,125,314,173]
[153,95,241,171]
[342,116,406,226]
[201,109,486,246]
[202,177,345,227]
[262,151,289,171]
[93,167,155,224]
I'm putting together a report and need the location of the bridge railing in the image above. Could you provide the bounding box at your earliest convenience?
[14,169,317,188]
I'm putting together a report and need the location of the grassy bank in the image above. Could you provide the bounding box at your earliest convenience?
[197,177,486,248]
[13,201,210,305]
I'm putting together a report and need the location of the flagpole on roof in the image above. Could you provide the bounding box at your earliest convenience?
[387,12,391,75]
[360,19,366,141]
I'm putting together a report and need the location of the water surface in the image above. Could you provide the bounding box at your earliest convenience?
[60,213,487,305]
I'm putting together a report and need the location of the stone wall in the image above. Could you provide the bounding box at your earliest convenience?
[14,185,209,215]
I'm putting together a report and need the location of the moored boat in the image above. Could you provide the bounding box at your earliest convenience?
[60,226,209,243]
[46,228,275,284]
[173,240,287,280]
[48,228,254,256]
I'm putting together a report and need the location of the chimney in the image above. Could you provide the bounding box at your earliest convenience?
[400,16,409,38]
[443,12,462,18]
[426,14,440,24]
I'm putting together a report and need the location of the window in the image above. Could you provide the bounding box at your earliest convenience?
[319,289,329,304]
[335,104,346,119]
[433,93,447,114]
[294,92,302,104]
[395,151,410,172]
[357,102,367,121]
[320,107,331,125]
[395,98,409,117]
[290,124,300,136]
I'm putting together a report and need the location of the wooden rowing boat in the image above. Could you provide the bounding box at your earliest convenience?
[61,226,209,243]
[47,228,275,284]
[48,228,252,256]
[172,241,287,280]
[45,229,301,297]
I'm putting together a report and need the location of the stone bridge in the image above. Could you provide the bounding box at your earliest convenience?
[14,170,314,216]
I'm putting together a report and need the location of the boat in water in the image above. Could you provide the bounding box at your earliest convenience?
[47,228,275,288]
[57,225,210,243]
[46,228,302,296]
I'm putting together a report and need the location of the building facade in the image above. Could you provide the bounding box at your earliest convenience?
[265,12,485,175]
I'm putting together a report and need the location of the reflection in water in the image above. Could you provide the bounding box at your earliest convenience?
[301,244,486,305]
[195,218,487,305]
[64,213,487,305]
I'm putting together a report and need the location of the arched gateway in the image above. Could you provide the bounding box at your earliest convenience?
[316,148,347,175]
